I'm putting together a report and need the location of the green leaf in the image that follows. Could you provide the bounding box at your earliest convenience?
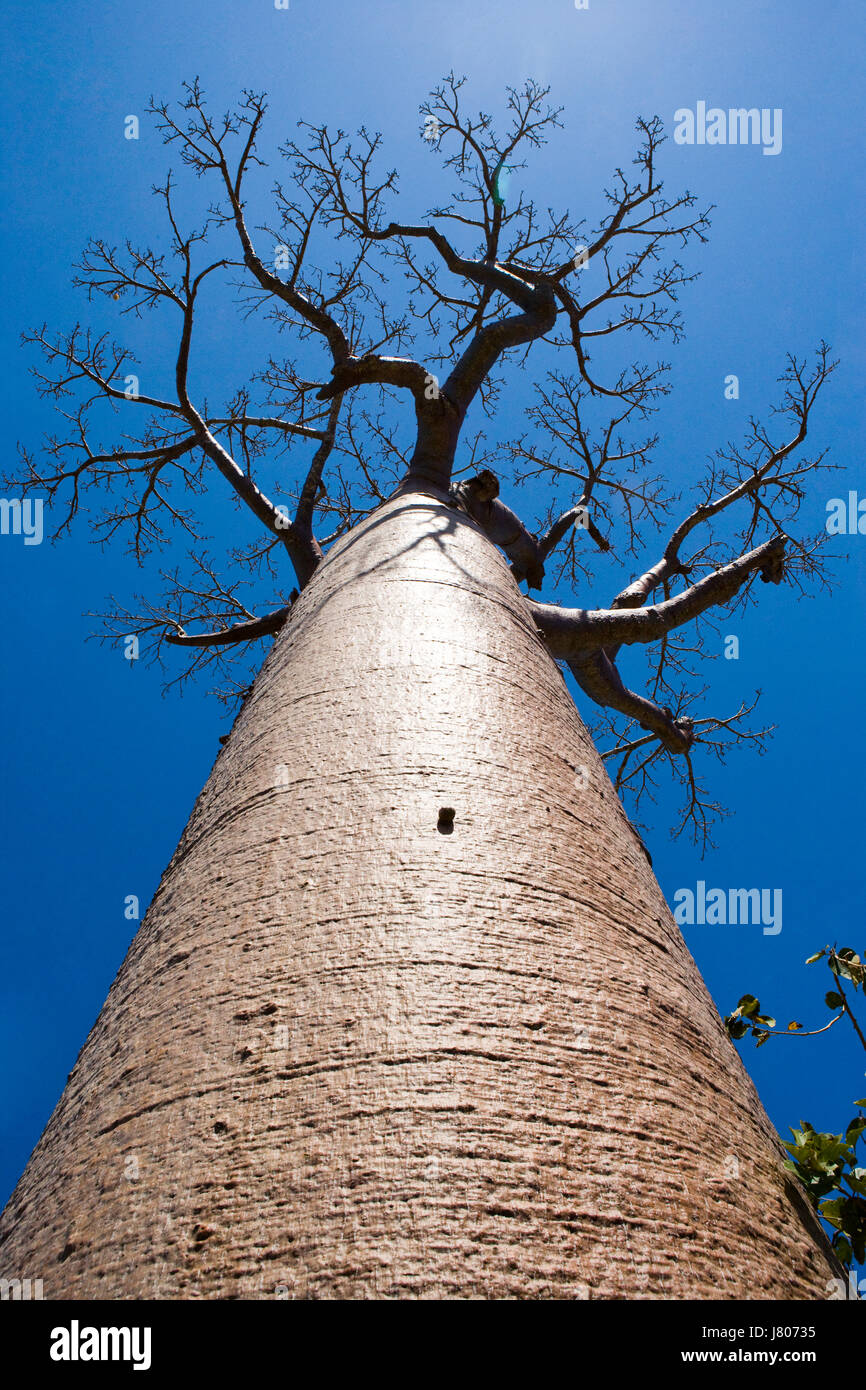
[738,994,760,1018]
[755,1030,771,1048]
[825,991,844,1010]
[830,957,859,984]
[833,1235,853,1267]
[805,951,827,965]
[819,1198,845,1228]
[754,1014,776,1028]
[854,1099,866,1108]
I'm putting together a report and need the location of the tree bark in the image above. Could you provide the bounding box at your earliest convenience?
[0,488,841,1299]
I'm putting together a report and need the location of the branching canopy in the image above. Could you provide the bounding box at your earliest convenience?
[8,74,838,849]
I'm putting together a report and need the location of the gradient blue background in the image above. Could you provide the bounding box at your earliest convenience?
[1,0,864,1288]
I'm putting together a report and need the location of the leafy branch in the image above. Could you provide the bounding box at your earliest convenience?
[725,946,866,1269]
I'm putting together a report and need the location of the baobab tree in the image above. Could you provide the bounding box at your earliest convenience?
[0,76,842,1299]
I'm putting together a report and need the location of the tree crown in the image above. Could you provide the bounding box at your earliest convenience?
[10,74,838,849]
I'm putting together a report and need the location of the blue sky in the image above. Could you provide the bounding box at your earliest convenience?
[1,0,864,1277]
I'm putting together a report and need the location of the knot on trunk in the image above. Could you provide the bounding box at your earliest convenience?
[654,713,695,754]
[759,535,788,584]
[449,470,546,590]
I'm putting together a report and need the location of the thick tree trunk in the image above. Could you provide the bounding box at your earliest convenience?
[0,488,840,1299]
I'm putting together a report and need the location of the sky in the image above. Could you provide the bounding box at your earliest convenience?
[1,0,864,1286]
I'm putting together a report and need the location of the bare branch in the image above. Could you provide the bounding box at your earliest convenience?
[166,604,291,647]
[529,535,788,655]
